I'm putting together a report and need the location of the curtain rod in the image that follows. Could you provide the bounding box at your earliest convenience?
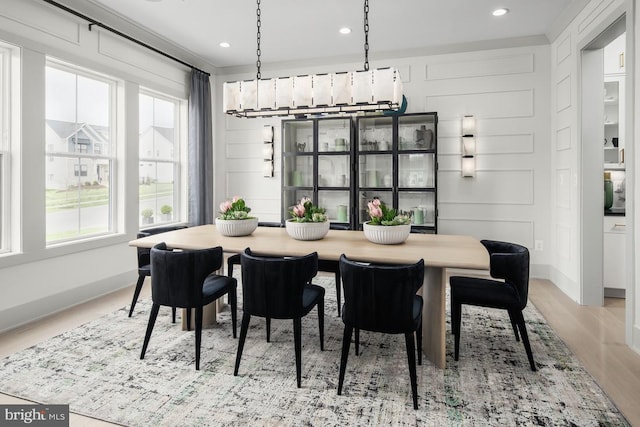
[41,0,211,77]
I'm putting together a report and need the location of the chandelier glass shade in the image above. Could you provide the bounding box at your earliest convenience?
[223,68,403,118]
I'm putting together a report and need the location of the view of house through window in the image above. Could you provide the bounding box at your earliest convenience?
[139,90,181,227]
[45,62,115,243]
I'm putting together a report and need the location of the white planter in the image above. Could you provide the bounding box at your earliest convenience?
[285,220,330,241]
[215,217,259,237]
[363,222,411,245]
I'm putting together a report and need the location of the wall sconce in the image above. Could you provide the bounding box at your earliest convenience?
[461,115,476,177]
[263,125,274,177]
[461,156,476,178]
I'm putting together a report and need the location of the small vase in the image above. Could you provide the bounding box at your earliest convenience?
[285,220,330,241]
[363,221,411,245]
[215,217,259,237]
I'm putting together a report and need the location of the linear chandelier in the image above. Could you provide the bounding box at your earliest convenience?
[223,0,404,118]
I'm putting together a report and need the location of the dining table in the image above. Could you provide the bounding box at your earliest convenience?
[129,224,489,369]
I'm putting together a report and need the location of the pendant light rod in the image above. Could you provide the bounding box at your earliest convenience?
[256,0,262,80]
[363,0,370,71]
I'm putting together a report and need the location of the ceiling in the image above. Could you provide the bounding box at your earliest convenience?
[85,0,576,70]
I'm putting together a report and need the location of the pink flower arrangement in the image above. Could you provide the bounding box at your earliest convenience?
[289,197,327,223]
[367,198,411,226]
[219,196,253,220]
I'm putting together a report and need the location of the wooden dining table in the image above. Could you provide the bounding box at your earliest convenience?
[129,224,489,369]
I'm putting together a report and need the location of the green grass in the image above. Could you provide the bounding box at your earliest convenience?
[46,183,174,212]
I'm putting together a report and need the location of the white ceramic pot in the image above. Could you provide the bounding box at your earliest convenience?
[215,217,259,237]
[363,221,411,245]
[285,220,330,241]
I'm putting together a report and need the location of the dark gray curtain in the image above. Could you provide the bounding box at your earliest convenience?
[188,69,213,225]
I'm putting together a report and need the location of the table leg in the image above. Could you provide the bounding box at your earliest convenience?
[422,266,446,369]
[181,302,217,330]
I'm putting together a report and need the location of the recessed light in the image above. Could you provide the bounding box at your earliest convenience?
[492,8,509,17]
[219,42,231,48]
[339,27,352,35]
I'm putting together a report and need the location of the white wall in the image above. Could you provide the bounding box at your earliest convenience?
[0,0,200,332]
[214,45,552,274]
[549,0,639,352]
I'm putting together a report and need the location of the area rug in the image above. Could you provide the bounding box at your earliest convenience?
[0,275,629,426]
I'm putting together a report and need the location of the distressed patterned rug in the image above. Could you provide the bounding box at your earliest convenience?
[0,275,629,426]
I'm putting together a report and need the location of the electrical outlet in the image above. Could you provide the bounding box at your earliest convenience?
[534,240,543,251]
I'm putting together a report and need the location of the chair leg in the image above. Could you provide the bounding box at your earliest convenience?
[416,318,423,366]
[172,307,177,324]
[229,288,238,339]
[514,310,536,371]
[186,309,192,331]
[452,300,462,361]
[128,275,146,317]
[293,318,302,388]
[337,325,353,395]
[404,332,419,410]
[266,317,271,342]
[195,307,203,370]
[508,310,521,341]
[234,313,251,376]
[335,272,341,317]
[355,328,360,356]
[318,299,325,351]
[140,303,160,359]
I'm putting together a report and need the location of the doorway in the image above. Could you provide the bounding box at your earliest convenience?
[579,13,632,343]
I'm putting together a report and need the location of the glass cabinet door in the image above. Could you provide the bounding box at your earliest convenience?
[318,118,351,152]
[398,114,436,151]
[358,116,393,152]
[283,120,313,153]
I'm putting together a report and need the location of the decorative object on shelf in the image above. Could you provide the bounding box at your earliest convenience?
[216,197,258,236]
[263,125,274,177]
[286,197,329,240]
[160,205,172,221]
[415,125,433,148]
[604,172,614,210]
[222,0,403,118]
[141,208,154,225]
[461,115,476,178]
[363,198,411,244]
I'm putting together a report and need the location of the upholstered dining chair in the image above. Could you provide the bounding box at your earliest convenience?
[140,243,237,370]
[226,222,344,316]
[234,248,324,388]
[129,224,188,320]
[449,239,536,371]
[337,254,425,410]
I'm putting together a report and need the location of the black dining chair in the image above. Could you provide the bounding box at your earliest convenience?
[226,222,345,316]
[234,248,324,388]
[140,243,237,370]
[449,239,536,371]
[337,254,425,409]
[129,225,188,320]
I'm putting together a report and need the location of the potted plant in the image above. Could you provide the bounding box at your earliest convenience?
[141,208,154,225]
[285,197,330,241]
[215,196,258,236]
[363,198,412,244]
[160,205,172,221]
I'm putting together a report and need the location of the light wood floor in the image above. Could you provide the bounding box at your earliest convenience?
[1,277,639,426]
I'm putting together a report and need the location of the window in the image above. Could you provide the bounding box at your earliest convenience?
[45,61,116,243]
[0,41,19,254]
[139,90,184,227]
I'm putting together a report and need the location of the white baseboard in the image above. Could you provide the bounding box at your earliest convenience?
[0,270,136,334]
